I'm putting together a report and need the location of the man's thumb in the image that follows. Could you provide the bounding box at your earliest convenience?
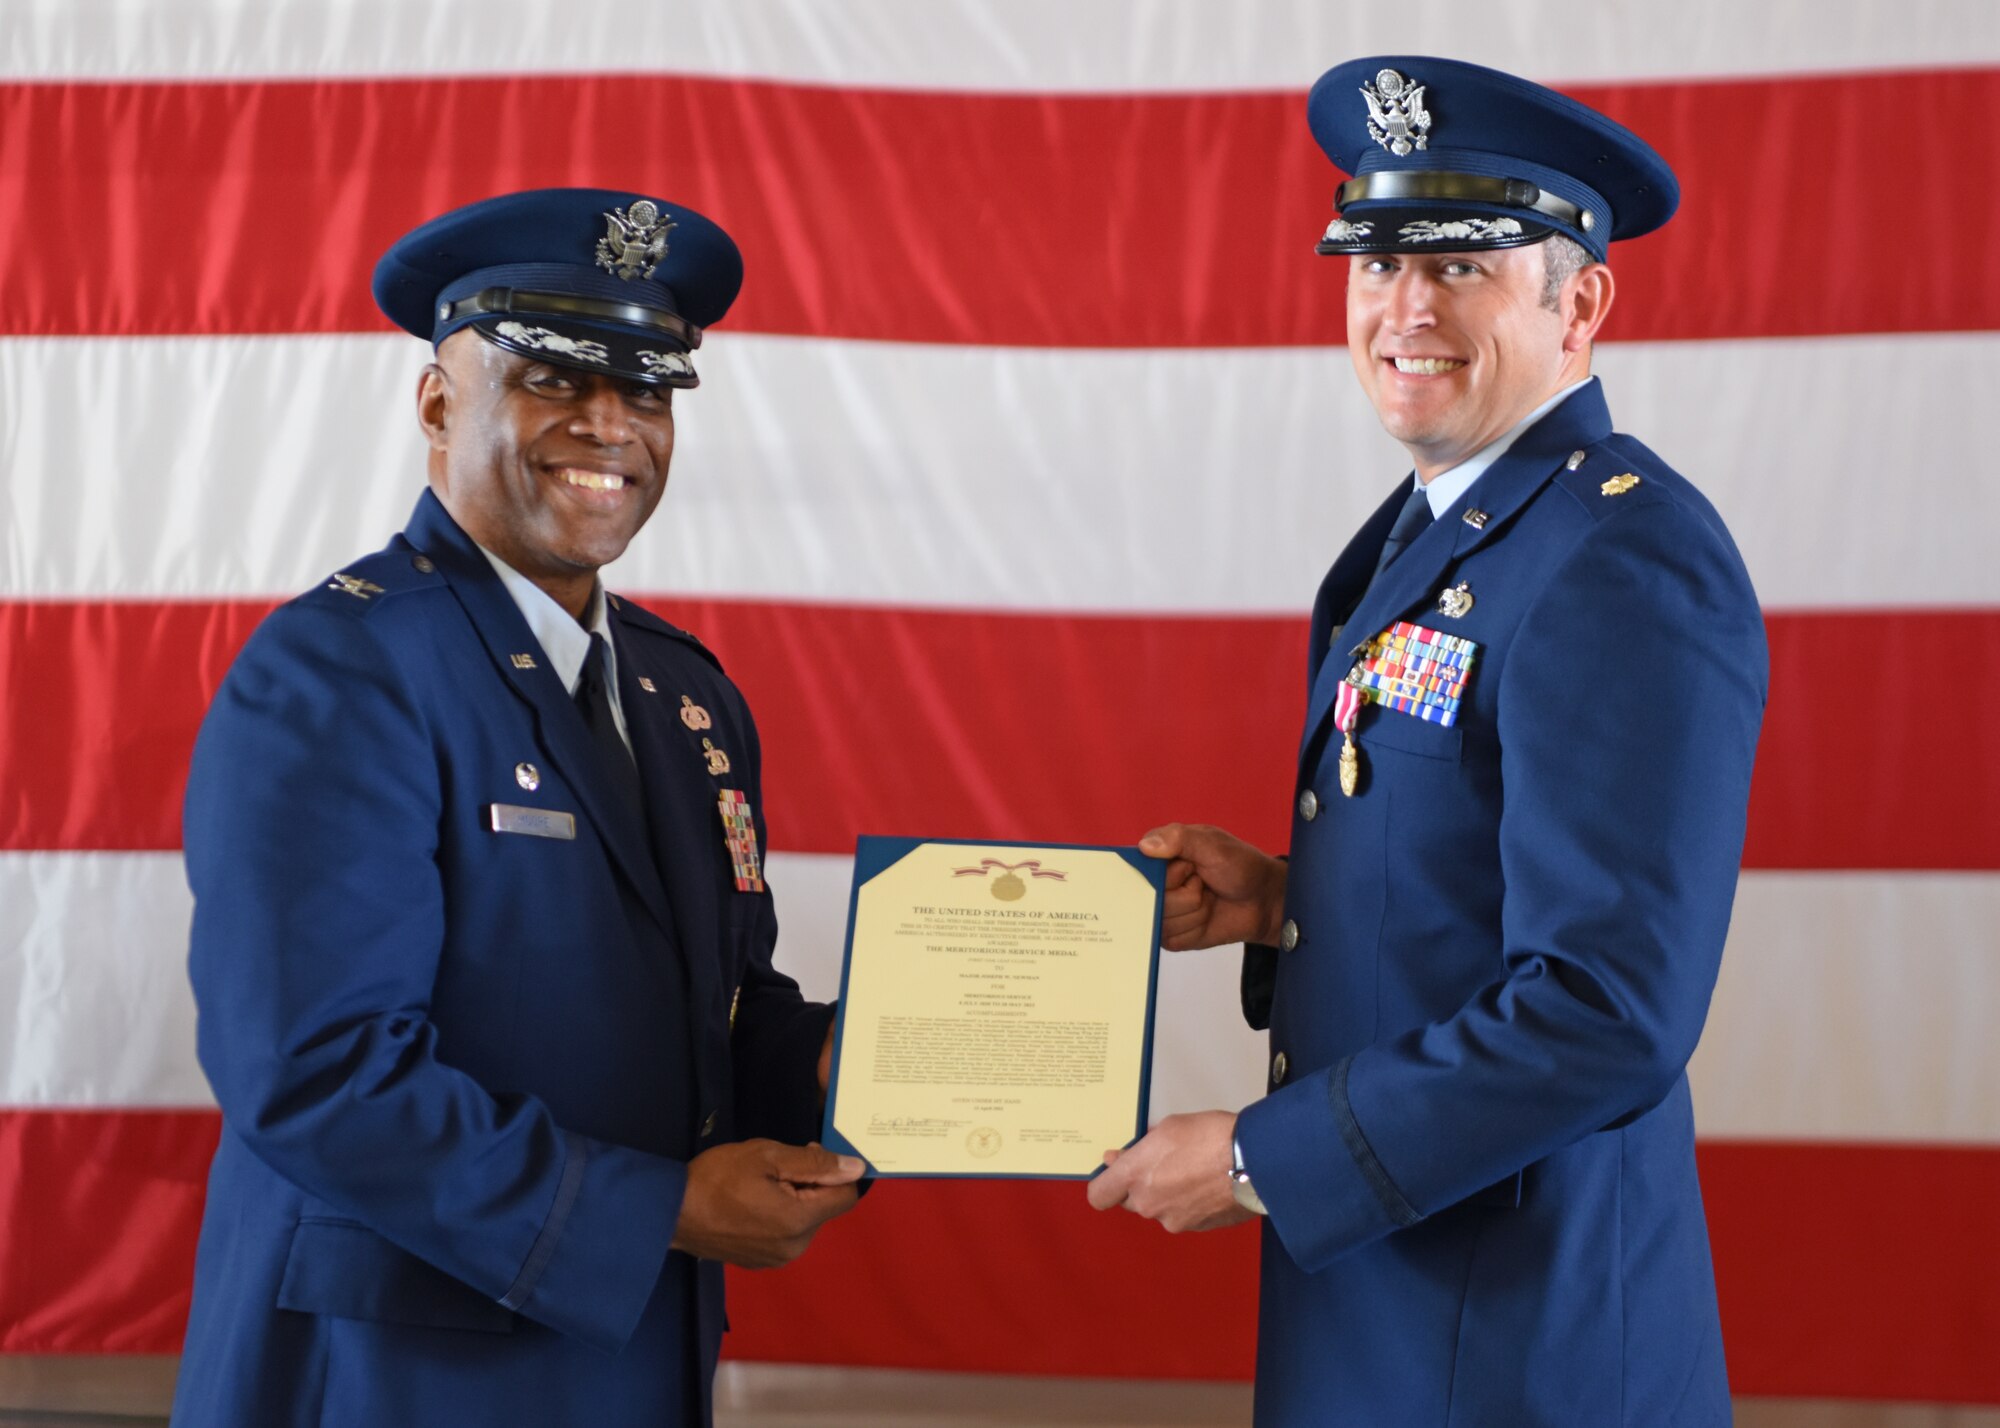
[777,1142,866,1185]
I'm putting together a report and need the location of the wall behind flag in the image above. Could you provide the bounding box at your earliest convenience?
[3,0,1998,1406]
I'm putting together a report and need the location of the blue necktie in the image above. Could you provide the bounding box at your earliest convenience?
[1373,482,1436,578]
[575,634,643,826]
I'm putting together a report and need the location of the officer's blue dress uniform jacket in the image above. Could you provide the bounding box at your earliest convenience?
[173,490,831,1427]
[1234,380,1767,1427]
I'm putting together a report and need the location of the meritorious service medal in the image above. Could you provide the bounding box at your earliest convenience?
[1335,676,1366,796]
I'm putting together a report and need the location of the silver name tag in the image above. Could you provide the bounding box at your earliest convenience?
[486,803,576,840]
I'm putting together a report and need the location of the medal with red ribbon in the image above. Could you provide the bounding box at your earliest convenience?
[1333,621,1480,796]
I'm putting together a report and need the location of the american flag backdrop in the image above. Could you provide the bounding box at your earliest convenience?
[3,1,1998,1411]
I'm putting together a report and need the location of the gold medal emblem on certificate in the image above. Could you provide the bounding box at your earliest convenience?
[826,841,1161,1179]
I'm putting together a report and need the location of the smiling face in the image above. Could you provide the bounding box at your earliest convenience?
[1346,242,1612,481]
[419,330,676,617]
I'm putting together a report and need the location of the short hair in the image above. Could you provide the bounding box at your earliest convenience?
[1539,235,1591,310]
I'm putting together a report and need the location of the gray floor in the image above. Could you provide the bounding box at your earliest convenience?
[4,1360,1999,1426]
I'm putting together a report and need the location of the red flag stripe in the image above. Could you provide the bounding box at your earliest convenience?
[7,68,2000,346]
[5,1109,1997,1402]
[2,599,1994,869]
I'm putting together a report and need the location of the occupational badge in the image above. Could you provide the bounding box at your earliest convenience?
[702,738,731,775]
[595,199,674,281]
[515,762,540,791]
[1361,68,1431,156]
[679,696,713,730]
[1601,473,1642,496]
[327,573,385,600]
[1437,582,1475,618]
[716,790,764,893]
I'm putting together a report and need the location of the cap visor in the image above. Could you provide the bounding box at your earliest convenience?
[473,315,699,388]
[1315,207,1555,256]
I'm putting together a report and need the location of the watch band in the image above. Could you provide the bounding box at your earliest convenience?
[1229,1135,1268,1216]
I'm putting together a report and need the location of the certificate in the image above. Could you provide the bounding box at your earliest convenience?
[820,837,1164,1179]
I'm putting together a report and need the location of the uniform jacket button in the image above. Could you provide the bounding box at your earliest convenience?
[412,554,435,573]
[1272,1051,1289,1085]
[1279,919,1300,952]
[1297,788,1319,821]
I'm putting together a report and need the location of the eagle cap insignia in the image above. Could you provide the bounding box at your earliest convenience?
[1362,68,1431,156]
[595,199,675,281]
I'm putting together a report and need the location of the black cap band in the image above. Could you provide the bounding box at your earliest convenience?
[1335,170,1594,234]
[439,287,705,351]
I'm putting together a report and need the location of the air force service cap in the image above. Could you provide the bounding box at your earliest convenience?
[1307,57,1677,263]
[373,188,744,388]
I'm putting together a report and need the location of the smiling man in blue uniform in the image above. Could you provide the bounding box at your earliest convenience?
[172,189,862,1427]
[1089,60,1767,1426]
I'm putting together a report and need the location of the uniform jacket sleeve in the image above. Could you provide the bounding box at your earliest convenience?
[720,701,836,1145]
[185,600,684,1354]
[1236,500,1767,1271]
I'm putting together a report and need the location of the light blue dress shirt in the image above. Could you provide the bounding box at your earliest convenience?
[477,543,632,754]
[1417,376,1594,517]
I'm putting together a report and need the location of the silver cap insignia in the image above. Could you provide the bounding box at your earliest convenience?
[596,199,675,281]
[1399,217,1523,244]
[1321,218,1374,244]
[636,350,695,380]
[1362,69,1431,157]
[495,321,610,365]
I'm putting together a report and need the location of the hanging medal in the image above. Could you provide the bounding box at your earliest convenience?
[1335,675,1366,796]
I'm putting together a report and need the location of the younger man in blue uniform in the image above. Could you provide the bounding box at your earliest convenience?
[1090,59,1766,1426]
[173,190,861,1427]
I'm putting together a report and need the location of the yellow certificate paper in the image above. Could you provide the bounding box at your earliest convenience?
[821,838,1165,1179]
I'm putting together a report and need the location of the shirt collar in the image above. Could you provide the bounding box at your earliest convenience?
[475,543,616,698]
[1417,376,1594,517]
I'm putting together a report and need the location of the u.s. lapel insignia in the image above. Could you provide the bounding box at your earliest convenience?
[636,676,657,693]
[1601,473,1641,496]
[1437,582,1475,618]
[595,199,674,281]
[327,572,385,600]
[717,791,764,893]
[1462,508,1489,530]
[509,653,537,670]
[702,738,731,775]
[679,696,713,730]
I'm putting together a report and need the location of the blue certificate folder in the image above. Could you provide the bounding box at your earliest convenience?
[820,836,1166,1180]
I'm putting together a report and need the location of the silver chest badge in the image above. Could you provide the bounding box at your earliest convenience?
[596,199,675,281]
[1437,581,1475,619]
[1362,69,1431,156]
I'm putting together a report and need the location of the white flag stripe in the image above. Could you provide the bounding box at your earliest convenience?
[4,330,1991,611]
[8,850,1997,1147]
[7,0,1996,86]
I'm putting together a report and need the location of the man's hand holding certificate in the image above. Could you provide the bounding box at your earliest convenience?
[820,838,1165,1178]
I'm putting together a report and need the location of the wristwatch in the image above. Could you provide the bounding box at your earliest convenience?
[1229,1136,1268,1216]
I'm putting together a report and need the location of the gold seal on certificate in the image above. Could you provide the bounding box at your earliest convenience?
[822,838,1164,1179]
